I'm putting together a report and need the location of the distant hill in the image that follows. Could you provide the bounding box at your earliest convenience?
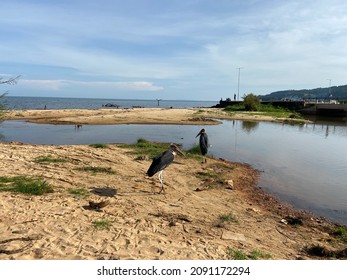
[259,84,347,101]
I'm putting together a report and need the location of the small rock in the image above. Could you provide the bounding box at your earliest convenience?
[221,231,246,241]
[247,207,260,213]
[225,180,234,189]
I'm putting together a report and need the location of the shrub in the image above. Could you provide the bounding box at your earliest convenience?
[243,93,260,111]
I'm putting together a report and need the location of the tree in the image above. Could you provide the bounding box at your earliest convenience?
[0,75,21,86]
[1,75,21,120]
[243,93,260,111]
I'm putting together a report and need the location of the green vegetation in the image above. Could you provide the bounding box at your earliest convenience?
[89,143,108,149]
[0,176,53,195]
[196,170,219,180]
[0,93,7,121]
[119,138,174,159]
[186,144,206,161]
[223,98,304,120]
[195,167,227,189]
[92,219,112,230]
[1,76,20,121]
[34,155,69,164]
[243,93,260,111]
[227,247,272,260]
[334,226,347,242]
[224,102,290,115]
[75,166,115,174]
[68,187,90,198]
[186,144,201,155]
[219,212,238,223]
[227,248,248,260]
[196,109,206,113]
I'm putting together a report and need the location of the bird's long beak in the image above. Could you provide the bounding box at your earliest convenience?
[176,146,185,157]
[195,131,202,138]
[172,144,185,157]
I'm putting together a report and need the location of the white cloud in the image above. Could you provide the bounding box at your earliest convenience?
[18,79,163,92]
[19,79,67,91]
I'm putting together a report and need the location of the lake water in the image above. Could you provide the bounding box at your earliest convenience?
[1,118,346,226]
[2,96,217,110]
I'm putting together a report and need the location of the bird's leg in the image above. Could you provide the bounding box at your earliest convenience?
[158,170,165,194]
[202,156,207,164]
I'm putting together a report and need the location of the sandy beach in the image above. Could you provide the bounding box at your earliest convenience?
[0,108,345,260]
[5,107,294,125]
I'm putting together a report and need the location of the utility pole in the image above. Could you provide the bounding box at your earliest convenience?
[236,67,243,100]
[327,79,332,101]
[156,99,162,106]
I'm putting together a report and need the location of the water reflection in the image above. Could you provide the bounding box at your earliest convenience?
[241,121,259,133]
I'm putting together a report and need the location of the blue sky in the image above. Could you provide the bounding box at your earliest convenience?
[1,0,347,101]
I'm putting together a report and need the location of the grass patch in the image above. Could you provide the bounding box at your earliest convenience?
[119,138,174,159]
[0,176,53,195]
[223,103,304,120]
[68,187,90,198]
[223,104,246,112]
[92,219,112,230]
[75,166,115,174]
[196,170,219,180]
[219,212,238,223]
[196,170,225,188]
[33,155,69,164]
[227,247,272,260]
[89,143,108,149]
[249,250,272,260]
[187,144,201,155]
[226,248,248,260]
[333,226,347,242]
[186,144,205,161]
[195,109,206,114]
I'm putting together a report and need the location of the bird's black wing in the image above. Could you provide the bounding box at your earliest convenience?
[146,150,174,177]
[199,134,209,155]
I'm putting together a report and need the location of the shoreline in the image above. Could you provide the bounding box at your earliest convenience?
[1,108,345,260]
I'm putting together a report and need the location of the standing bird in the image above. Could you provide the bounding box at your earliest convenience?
[196,128,209,163]
[146,143,184,194]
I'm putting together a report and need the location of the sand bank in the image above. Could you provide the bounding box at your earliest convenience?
[5,107,295,125]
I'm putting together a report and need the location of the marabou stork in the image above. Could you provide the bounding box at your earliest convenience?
[146,143,184,194]
[196,128,208,163]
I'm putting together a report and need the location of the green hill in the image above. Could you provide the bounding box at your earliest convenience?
[259,84,347,101]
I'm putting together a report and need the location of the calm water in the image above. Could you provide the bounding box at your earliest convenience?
[1,119,346,225]
[2,96,217,110]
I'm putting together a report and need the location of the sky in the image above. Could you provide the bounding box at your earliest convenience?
[1,0,347,101]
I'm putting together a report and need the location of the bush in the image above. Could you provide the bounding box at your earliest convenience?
[243,93,260,111]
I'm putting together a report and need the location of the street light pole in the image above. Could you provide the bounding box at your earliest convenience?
[327,79,332,100]
[236,67,243,100]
